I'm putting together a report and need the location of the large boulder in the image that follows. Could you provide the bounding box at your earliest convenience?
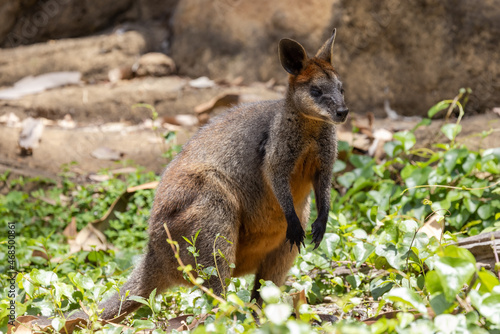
[1,0,499,116]
[169,0,500,115]
[0,0,179,47]
[0,30,151,86]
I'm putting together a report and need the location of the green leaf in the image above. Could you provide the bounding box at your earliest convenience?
[384,141,402,158]
[461,153,478,173]
[333,160,346,173]
[428,101,450,118]
[402,232,429,251]
[442,149,468,173]
[412,118,432,131]
[431,199,451,213]
[483,148,500,160]
[21,275,35,297]
[384,287,427,314]
[482,160,500,174]
[71,272,94,290]
[470,180,488,197]
[337,140,350,152]
[227,293,245,307]
[350,154,373,169]
[477,204,494,220]
[128,295,150,307]
[463,197,479,213]
[434,314,462,333]
[370,278,394,300]
[31,269,57,286]
[433,257,475,302]
[353,241,375,265]
[442,245,476,266]
[476,270,500,293]
[404,166,432,190]
[393,131,416,152]
[479,295,500,325]
[429,293,455,315]
[441,124,462,141]
[264,304,292,325]
[261,286,281,304]
[375,244,405,270]
[102,324,125,334]
[51,318,66,332]
[338,172,356,188]
[131,319,156,331]
[471,292,500,325]
[399,220,419,234]
[321,233,340,258]
[425,271,443,295]
[446,190,463,202]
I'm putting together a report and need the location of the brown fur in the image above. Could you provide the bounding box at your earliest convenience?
[72,29,349,321]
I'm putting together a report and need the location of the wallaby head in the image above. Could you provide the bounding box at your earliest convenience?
[279,29,349,124]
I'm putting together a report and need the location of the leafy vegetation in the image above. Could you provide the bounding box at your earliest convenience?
[1,91,500,333]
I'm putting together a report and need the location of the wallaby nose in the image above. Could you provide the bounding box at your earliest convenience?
[336,108,349,118]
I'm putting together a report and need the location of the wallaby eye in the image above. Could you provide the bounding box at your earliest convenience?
[310,86,323,98]
[340,88,345,95]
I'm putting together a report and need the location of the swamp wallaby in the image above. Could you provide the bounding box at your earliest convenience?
[98,29,348,320]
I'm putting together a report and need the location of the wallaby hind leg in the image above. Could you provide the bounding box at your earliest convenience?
[251,240,299,304]
[176,192,239,296]
[192,226,237,296]
[251,198,310,303]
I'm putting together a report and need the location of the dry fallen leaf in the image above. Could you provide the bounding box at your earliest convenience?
[419,214,444,242]
[194,93,240,115]
[64,217,78,239]
[162,114,199,127]
[0,72,81,100]
[90,147,124,161]
[91,181,158,232]
[189,76,215,88]
[0,112,21,127]
[8,315,38,334]
[68,223,111,254]
[19,117,44,156]
[291,290,307,316]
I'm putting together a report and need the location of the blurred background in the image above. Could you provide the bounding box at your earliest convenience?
[0,0,499,179]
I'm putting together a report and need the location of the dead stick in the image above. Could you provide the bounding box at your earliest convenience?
[491,233,500,280]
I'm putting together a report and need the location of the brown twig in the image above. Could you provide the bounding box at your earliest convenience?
[163,223,226,304]
[491,233,500,280]
[163,223,265,321]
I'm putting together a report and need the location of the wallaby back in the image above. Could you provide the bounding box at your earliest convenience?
[94,28,349,321]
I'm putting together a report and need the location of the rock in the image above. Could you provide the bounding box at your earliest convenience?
[134,52,176,77]
[0,31,148,87]
[0,76,189,123]
[169,0,500,116]
[0,0,179,47]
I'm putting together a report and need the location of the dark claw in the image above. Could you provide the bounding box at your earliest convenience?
[310,219,326,250]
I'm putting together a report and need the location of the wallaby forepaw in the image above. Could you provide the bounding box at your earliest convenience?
[285,225,305,252]
[311,220,326,250]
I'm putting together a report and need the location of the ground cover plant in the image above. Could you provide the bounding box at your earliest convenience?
[1,91,500,333]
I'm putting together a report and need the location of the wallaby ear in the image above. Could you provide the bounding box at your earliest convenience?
[315,28,336,64]
[279,38,308,75]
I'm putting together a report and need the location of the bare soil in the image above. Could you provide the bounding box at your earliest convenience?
[1,82,499,187]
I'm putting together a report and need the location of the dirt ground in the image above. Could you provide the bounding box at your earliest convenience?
[0,80,499,187]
